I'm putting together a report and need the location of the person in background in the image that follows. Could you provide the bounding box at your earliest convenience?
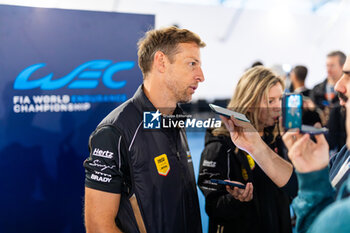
[198,66,297,233]
[311,51,347,153]
[311,51,346,124]
[281,53,350,233]
[290,65,310,97]
[290,65,322,126]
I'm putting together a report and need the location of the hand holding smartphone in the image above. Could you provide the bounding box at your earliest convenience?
[282,94,328,135]
[209,104,250,122]
[210,179,246,189]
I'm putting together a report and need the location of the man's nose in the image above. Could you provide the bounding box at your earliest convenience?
[196,67,205,82]
[335,74,345,93]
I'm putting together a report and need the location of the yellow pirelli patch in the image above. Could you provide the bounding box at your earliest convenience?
[154,154,170,176]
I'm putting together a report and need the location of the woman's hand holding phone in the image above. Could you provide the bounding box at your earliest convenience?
[225,181,254,202]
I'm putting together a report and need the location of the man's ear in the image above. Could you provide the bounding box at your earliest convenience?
[153,51,167,73]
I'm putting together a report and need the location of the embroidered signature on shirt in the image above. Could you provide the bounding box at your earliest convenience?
[88,159,116,171]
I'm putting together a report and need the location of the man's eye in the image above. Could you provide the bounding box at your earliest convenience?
[190,62,196,66]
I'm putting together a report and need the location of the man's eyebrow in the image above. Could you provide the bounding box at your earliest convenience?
[188,57,201,65]
[189,57,200,63]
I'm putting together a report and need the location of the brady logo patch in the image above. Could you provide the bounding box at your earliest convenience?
[154,154,170,176]
[93,148,113,159]
[91,173,112,183]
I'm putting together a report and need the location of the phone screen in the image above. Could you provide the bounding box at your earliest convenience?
[283,94,302,129]
[282,94,329,134]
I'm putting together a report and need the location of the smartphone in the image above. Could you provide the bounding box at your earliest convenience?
[209,104,250,122]
[282,93,328,135]
[210,179,246,189]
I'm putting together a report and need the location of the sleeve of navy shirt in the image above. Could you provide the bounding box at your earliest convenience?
[84,125,125,194]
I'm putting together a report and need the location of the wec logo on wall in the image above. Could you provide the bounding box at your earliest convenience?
[11,60,135,113]
[14,60,134,90]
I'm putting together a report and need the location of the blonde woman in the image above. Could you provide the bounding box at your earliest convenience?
[198,66,297,233]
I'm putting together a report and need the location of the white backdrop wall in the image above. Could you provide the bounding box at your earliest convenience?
[2,0,350,100]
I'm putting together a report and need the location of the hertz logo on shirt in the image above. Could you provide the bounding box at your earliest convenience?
[154,154,170,176]
[93,148,114,159]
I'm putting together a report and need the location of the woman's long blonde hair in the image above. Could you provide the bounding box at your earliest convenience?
[213,66,285,138]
